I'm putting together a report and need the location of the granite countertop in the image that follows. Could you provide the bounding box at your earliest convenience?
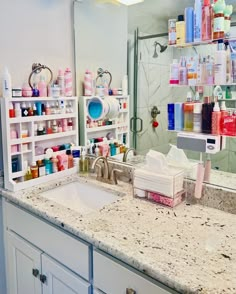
[1,174,236,294]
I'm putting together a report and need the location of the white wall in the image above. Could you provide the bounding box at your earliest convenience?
[0,0,75,90]
[0,0,75,172]
[74,0,128,96]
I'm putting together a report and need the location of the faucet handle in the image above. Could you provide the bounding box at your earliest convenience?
[94,163,103,178]
[110,168,123,185]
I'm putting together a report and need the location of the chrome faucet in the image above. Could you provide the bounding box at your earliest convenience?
[92,156,123,185]
[123,148,137,162]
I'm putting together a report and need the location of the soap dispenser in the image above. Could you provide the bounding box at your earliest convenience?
[79,148,88,174]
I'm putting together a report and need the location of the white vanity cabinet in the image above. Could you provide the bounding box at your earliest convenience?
[93,250,177,294]
[3,201,92,294]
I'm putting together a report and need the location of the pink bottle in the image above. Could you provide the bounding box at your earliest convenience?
[38,75,47,97]
[64,68,72,97]
[84,70,93,96]
[202,0,212,41]
[211,102,221,135]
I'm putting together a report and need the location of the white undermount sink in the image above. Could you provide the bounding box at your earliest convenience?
[40,181,121,215]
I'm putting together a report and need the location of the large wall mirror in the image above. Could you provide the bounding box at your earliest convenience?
[74,0,236,191]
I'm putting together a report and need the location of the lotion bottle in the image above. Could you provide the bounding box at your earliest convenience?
[38,75,47,97]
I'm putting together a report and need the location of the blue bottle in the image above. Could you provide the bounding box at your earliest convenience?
[174,103,184,131]
[167,103,175,130]
[185,7,194,43]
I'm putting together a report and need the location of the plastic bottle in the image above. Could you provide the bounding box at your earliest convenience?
[64,68,73,97]
[179,57,187,85]
[184,92,194,131]
[79,148,88,173]
[193,102,203,133]
[176,15,185,45]
[169,59,179,84]
[168,19,176,45]
[2,67,12,99]
[38,75,47,97]
[202,0,212,41]
[202,96,214,134]
[211,101,221,134]
[194,0,202,42]
[167,103,175,130]
[206,55,214,85]
[14,103,21,118]
[9,102,15,118]
[174,103,184,131]
[66,150,74,169]
[185,7,194,43]
[214,40,226,85]
[224,5,233,38]
[213,0,226,40]
[122,75,128,96]
[57,69,65,96]
[84,70,93,96]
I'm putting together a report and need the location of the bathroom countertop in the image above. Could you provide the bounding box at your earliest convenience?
[1,175,236,294]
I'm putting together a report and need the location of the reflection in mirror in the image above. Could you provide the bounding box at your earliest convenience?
[74,0,236,191]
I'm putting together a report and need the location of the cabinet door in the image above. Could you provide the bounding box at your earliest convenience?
[6,231,42,294]
[42,254,91,294]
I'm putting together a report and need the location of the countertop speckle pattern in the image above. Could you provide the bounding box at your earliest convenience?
[1,175,236,294]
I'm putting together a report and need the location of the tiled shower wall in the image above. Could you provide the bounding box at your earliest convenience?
[131,31,236,174]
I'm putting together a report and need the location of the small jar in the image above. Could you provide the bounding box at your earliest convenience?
[117,88,123,95]
[22,85,32,97]
[213,12,225,39]
[12,88,22,97]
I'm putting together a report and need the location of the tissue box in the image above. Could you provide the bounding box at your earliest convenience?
[134,166,184,198]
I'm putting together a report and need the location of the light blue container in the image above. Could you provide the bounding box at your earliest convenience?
[174,102,184,131]
[185,7,194,43]
[194,0,202,42]
[87,97,104,121]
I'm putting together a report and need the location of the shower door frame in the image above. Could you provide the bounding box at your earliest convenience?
[131,28,168,149]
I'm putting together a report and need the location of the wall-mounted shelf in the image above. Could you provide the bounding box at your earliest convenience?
[169,37,234,49]
[1,96,79,191]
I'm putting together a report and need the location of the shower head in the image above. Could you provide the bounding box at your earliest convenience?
[153,41,168,58]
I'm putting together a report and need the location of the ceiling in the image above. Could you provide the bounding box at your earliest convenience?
[128,0,236,33]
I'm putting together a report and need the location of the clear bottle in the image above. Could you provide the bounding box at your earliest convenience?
[193,101,203,133]
[79,149,88,173]
[179,57,187,85]
[184,92,194,131]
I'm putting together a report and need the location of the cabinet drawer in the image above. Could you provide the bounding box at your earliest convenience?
[4,201,90,281]
[93,250,177,294]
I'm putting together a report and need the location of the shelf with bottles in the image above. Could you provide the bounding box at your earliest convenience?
[169,37,234,49]
[79,95,130,150]
[1,96,79,191]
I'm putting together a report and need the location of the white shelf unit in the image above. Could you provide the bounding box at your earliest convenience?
[1,96,79,191]
[79,95,130,150]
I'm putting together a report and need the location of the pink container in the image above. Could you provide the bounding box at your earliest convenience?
[147,190,185,208]
[22,86,32,97]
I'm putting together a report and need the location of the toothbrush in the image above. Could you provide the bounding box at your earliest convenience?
[204,154,211,182]
[194,153,205,199]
